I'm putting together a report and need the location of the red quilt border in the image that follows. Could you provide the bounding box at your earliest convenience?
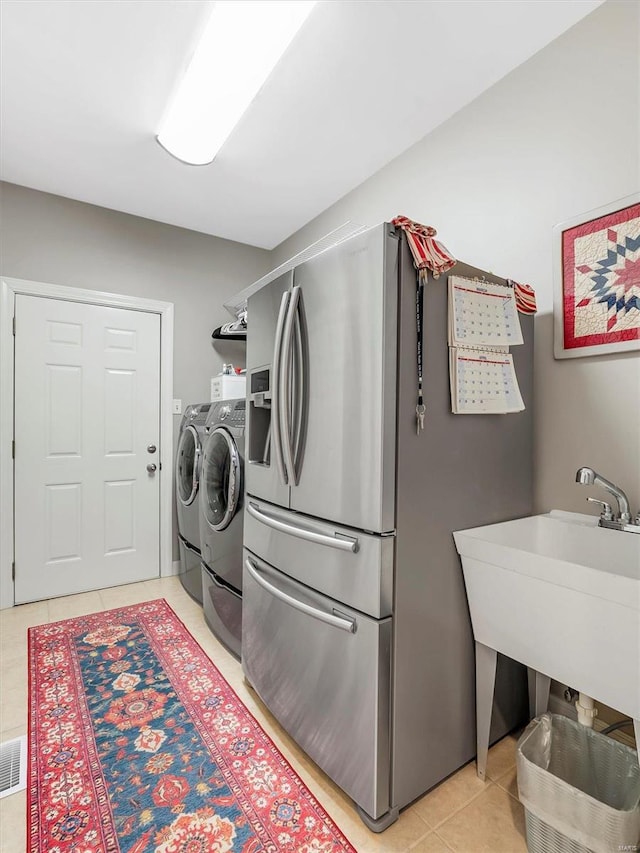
[562,202,640,350]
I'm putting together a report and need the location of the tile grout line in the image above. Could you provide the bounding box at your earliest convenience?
[432,828,457,852]
[420,779,498,831]
[434,775,526,853]
[494,768,517,794]
[504,784,522,807]
[406,826,437,850]
[97,589,107,612]
[490,766,523,810]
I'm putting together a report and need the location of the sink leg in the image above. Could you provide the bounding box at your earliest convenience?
[527,669,535,719]
[527,669,551,718]
[475,641,497,781]
[536,672,551,716]
[634,720,640,766]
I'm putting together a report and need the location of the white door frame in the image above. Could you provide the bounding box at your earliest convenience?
[0,276,174,610]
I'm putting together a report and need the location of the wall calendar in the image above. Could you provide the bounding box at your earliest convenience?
[448,276,525,415]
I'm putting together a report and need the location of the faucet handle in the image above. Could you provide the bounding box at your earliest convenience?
[586,497,613,521]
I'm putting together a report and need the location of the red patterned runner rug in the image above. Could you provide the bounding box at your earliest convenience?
[28,599,355,853]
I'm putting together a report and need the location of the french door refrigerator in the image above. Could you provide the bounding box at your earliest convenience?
[243,223,532,831]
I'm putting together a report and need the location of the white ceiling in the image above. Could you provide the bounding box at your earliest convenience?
[1,0,602,250]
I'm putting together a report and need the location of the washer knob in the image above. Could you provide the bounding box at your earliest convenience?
[219,405,231,420]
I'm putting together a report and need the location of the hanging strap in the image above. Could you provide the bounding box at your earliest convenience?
[415,270,426,435]
[391,216,456,434]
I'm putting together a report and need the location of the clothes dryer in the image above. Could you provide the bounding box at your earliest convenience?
[175,403,210,602]
[199,399,245,658]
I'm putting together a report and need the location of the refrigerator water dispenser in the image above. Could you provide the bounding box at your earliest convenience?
[248,368,271,466]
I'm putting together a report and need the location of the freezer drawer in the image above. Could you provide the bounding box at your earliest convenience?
[242,550,392,821]
[244,497,393,618]
[202,564,242,660]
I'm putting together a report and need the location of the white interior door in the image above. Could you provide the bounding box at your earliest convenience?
[14,294,161,603]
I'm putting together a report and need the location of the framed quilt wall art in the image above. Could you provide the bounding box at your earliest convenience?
[553,193,640,358]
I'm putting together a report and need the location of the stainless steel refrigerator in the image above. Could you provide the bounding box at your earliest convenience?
[242,223,532,831]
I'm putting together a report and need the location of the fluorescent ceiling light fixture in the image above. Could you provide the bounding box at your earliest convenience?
[157,0,316,165]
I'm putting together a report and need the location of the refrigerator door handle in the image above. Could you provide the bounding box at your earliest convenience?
[272,290,290,485]
[292,296,305,480]
[245,556,357,633]
[247,501,359,552]
[279,285,300,485]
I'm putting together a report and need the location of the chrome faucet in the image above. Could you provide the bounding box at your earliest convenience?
[575,467,639,533]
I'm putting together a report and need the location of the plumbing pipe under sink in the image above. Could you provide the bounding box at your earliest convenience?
[576,693,598,728]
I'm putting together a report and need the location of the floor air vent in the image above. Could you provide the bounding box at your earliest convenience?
[0,735,27,798]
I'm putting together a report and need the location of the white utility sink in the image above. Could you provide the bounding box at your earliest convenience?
[454,511,640,776]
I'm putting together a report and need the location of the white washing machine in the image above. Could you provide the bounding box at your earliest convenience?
[199,399,245,658]
[175,402,211,602]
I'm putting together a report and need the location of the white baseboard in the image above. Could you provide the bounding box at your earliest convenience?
[160,559,181,578]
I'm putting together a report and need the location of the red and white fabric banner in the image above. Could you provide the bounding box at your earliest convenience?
[510,280,537,314]
[391,215,456,280]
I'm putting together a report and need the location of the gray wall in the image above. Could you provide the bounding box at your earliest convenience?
[1,1,638,596]
[0,181,271,559]
[271,0,640,521]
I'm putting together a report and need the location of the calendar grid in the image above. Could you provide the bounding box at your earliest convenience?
[448,276,525,414]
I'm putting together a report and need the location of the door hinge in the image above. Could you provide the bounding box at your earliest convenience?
[11,561,15,581]
[12,316,16,336]
[12,439,15,459]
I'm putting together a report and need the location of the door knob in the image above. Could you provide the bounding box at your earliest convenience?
[146,463,157,473]
[147,444,157,454]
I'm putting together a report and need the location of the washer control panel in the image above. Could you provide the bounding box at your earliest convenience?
[209,399,245,428]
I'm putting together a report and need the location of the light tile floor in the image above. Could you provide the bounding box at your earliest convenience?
[0,577,529,852]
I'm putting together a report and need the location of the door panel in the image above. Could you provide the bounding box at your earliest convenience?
[48,320,82,346]
[14,295,161,602]
[46,364,82,455]
[290,224,398,533]
[46,483,82,562]
[242,550,392,820]
[104,479,135,554]
[245,271,291,508]
[104,368,135,453]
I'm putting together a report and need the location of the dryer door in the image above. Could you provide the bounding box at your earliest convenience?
[202,427,241,531]
[176,425,201,506]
